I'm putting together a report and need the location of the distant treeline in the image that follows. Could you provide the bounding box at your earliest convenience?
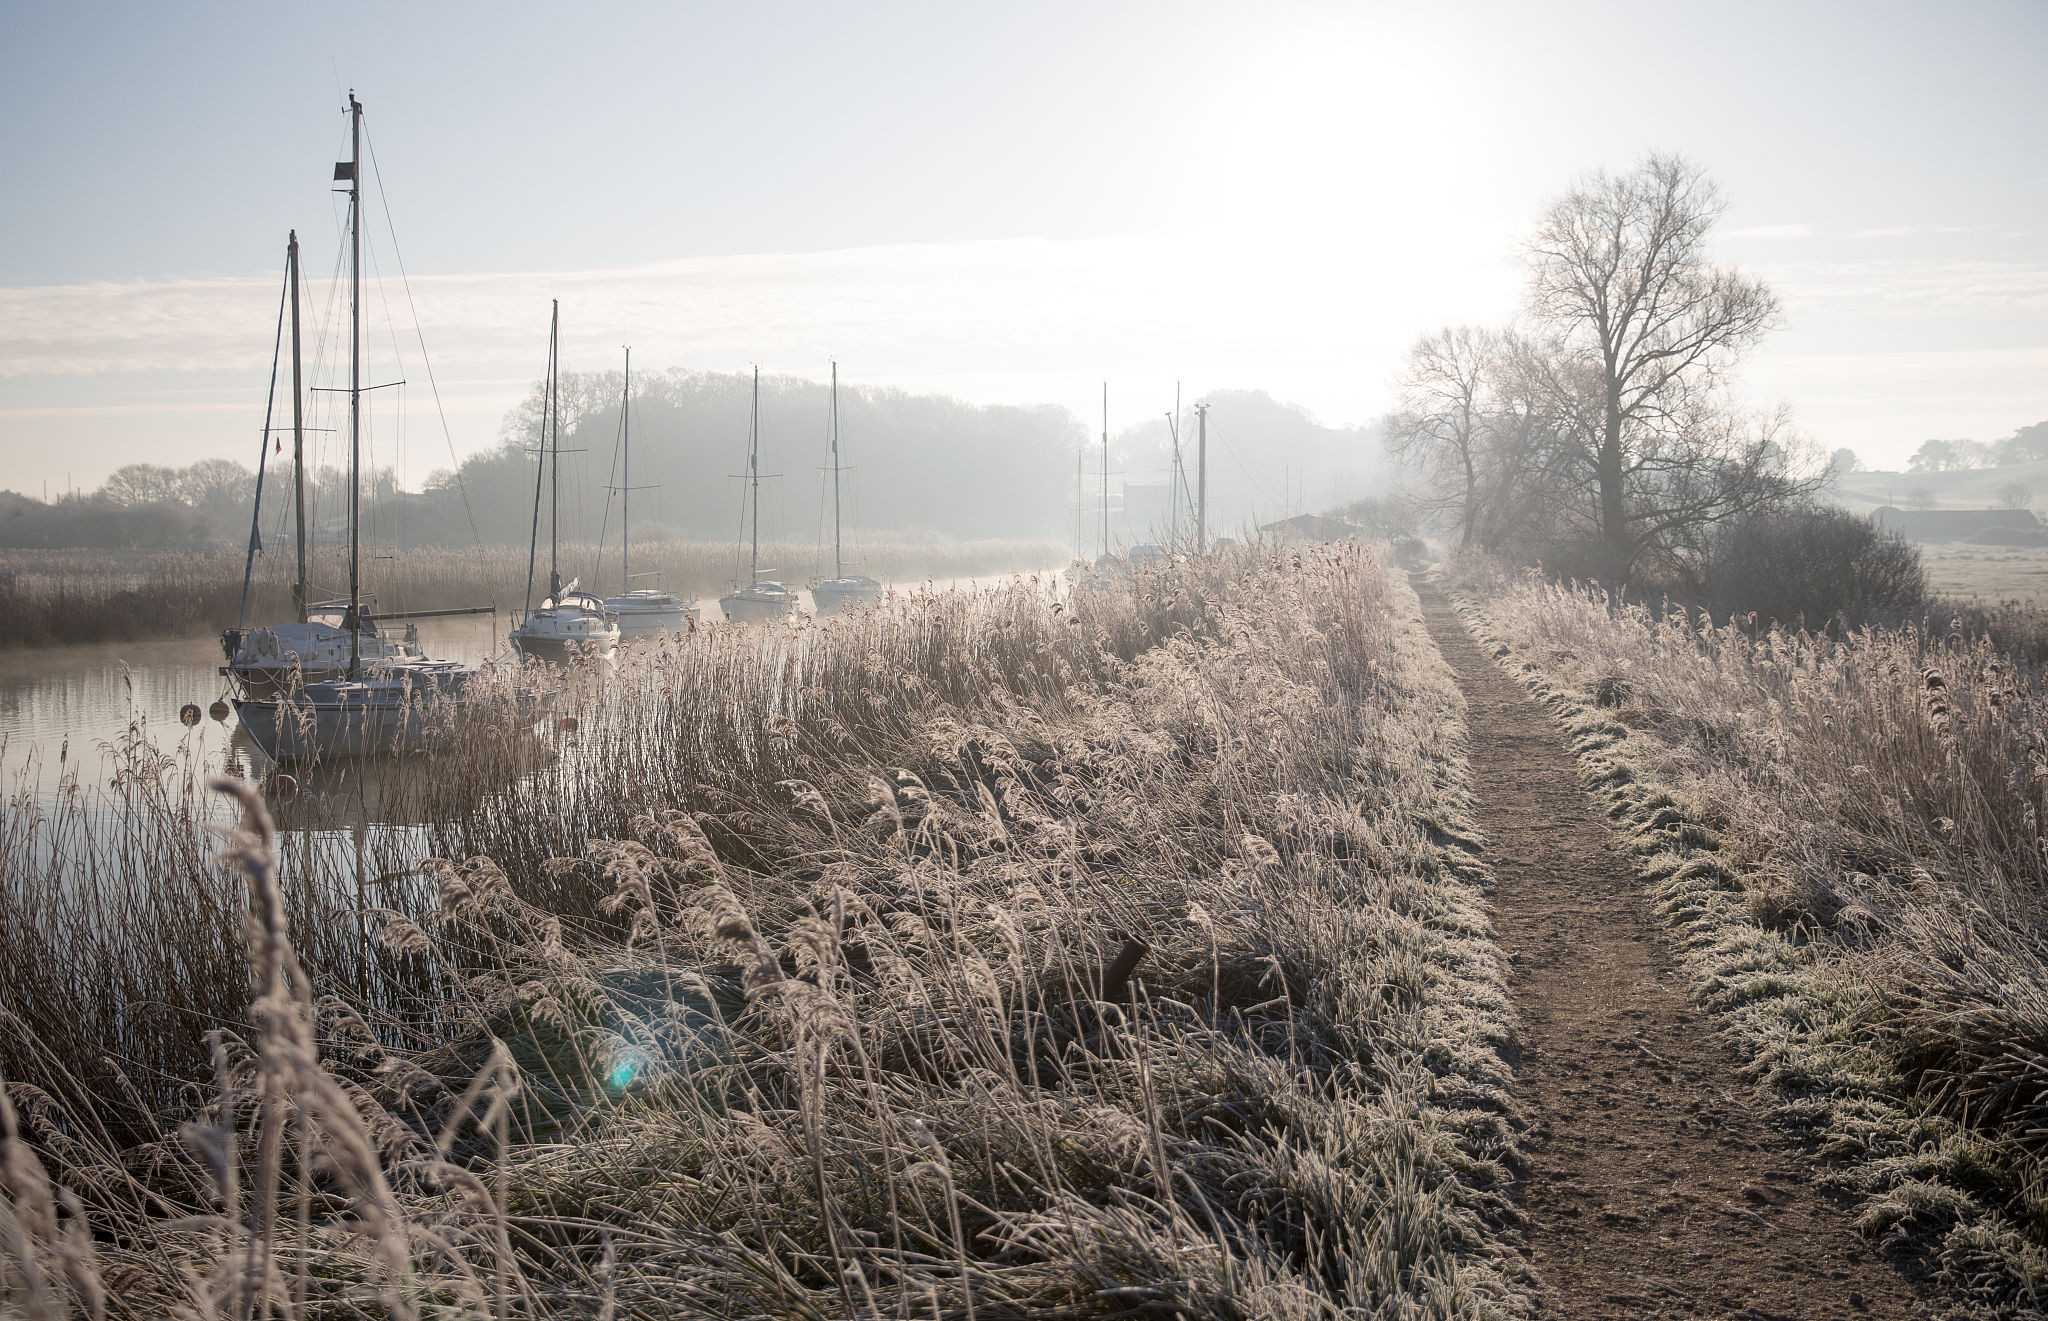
[1904,422,2048,473]
[1,373,1385,552]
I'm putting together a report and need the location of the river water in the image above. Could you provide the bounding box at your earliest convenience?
[1,612,507,807]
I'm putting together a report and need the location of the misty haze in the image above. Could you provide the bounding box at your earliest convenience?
[3,5,2045,1320]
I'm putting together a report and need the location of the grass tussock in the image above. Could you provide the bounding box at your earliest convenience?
[0,536,1066,648]
[3,545,1531,1319]
[1454,559,2048,1317]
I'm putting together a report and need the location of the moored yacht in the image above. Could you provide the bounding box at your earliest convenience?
[597,347,697,637]
[606,588,696,638]
[224,602,427,698]
[509,303,622,662]
[720,580,797,623]
[228,93,483,761]
[810,575,882,615]
[810,362,882,616]
[718,366,795,625]
[234,663,474,761]
[512,580,620,662]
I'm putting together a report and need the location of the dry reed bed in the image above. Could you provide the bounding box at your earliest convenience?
[0,537,1065,648]
[1454,563,2048,1318]
[3,546,1530,1319]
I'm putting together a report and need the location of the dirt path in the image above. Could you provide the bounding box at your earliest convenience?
[1415,585,1925,1320]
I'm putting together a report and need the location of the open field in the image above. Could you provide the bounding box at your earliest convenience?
[0,537,1068,649]
[1920,543,2048,609]
[1,545,1532,1318]
[1456,561,2048,1313]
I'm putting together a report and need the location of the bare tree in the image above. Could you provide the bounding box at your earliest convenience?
[1383,326,1503,551]
[1995,480,2034,511]
[101,463,182,507]
[1520,154,1807,581]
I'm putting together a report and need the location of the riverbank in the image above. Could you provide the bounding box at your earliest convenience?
[0,536,1067,647]
[3,544,1534,1318]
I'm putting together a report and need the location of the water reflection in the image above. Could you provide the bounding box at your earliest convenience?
[1,614,506,809]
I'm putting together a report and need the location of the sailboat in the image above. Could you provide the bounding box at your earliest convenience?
[231,92,479,761]
[718,367,796,624]
[600,346,697,638]
[510,302,621,662]
[809,361,881,615]
[221,231,488,698]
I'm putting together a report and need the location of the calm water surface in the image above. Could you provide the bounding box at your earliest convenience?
[0,579,943,808]
[1,614,510,806]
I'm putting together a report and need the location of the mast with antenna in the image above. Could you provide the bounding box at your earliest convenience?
[343,91,363,677]
[290,230,307,622]
[1196,402,1208,553]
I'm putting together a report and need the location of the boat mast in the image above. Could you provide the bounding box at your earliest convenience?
[549,305,561,601]
[1196,402,1208,553]
[524,305,554,614]
[621,346,631,590]
[749,366,761,585]
[344,91,362,678]
[290,230,308,623]
[830,360,842,579]
[1100,381,1109,559]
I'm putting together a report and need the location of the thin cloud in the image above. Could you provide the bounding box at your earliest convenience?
[1724,223,1819,240]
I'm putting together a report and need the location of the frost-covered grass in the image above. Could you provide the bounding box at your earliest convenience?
[1456,561,2048,1318]
[3,545,1532,1319]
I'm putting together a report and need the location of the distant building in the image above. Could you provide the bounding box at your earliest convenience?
[1259,512,1361,543]
[1870,506,2044,543]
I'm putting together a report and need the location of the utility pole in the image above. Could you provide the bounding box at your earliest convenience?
[1100,381,1109,558]
[1195,403,1208,553]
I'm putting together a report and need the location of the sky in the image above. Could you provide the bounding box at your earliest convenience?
[2,0,2043,496]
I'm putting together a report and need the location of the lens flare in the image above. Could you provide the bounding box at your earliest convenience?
[606,1049,644,1092]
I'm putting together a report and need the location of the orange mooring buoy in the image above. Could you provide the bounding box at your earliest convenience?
[557,716,580,733]
[179,704,202,727]
[208,700,231,723]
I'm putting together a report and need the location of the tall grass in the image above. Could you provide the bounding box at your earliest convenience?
[1457,560,2048,1311]
[0,536,1066,648]
[2,546,1530,1319]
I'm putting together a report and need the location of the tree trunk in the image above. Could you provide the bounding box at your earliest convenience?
[1461,447,1478,551]
[1597,386,1628,581]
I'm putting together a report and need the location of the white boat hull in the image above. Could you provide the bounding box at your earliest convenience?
[811,578,882,615]
[511,594,620,661]
[233,674,472,762]
[604,591,698,639]
[719,583,796,624]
